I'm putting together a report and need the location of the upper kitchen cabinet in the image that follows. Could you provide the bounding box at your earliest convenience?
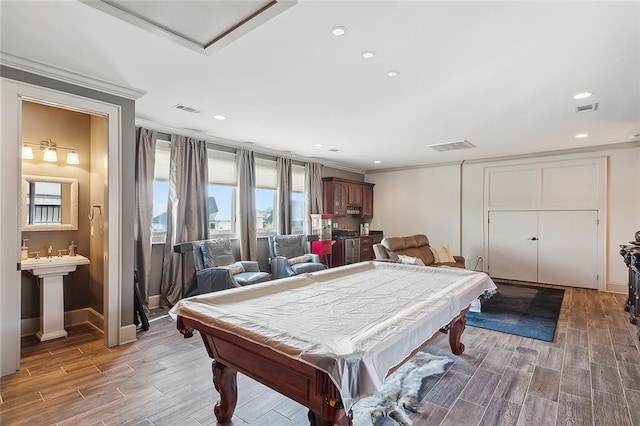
[323,178,348,216]
[323,177,374,217]
[347,184,362,207]
[362,184,374,217]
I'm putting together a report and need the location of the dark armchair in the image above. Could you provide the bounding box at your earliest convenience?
[174,238,270,296]
[268,234,326,280]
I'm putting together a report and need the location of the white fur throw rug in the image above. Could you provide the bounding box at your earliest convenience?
[350,352,452,426]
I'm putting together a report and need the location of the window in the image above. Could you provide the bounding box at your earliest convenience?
[255,157,277,233]
[291,164,306,231]
[151,140,170,242]
[208,184,234,231]
[208,150,238,235]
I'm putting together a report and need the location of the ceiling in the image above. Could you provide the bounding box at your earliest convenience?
[1,1,639,173]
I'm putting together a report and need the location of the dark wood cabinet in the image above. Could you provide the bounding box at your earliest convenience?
[348,184,362,207]
[332,239,344,267]
[362,185,374,217]
[323,177,374,218]
[323,180,348,217]
[360,236,372,261]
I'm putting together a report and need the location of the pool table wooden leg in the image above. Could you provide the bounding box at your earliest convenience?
[308,410,351,425]
[449,309,468,355]
[212,359,238,423]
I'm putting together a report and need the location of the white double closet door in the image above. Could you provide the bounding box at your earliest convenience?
[488,210,598,288]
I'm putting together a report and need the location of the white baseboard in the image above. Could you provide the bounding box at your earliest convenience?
[21,307,104,337]
[607,283,627,294]
[119,324,137,345]
[149,294,161,309]
[87,308,104,331]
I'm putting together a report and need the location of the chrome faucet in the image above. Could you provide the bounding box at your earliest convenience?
[47,245,53,258]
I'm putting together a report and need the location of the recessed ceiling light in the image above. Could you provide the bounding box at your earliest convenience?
[328,148,343,153]
[331,26,346,36]
[361,50,376,59]
[386,71,400,78]
[315,144,323,147]
[575,133,589,139]
[213,115,226,120]
[374,160,381,164]
[573,92,593,100]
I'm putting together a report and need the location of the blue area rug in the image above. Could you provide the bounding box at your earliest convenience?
[467,282,565,342]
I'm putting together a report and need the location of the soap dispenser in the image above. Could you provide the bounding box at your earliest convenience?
[68,241,76,256]
[21,239,29,260]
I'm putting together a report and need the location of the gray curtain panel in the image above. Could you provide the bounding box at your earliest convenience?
[237,149,257,260]
[160,135,209,306]
[305,162,323,234]
[134,127,156,308]
[277,157,292,235]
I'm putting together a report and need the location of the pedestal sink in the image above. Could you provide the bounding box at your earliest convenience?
[21,254,90,341]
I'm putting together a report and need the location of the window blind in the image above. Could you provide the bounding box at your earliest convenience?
[256,157,277,189]
[208,150,237,185]
[292,164,305,192]
[153,140,171,181]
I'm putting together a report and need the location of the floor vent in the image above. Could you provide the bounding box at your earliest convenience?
[173,104,201,114]
[575,103,598,114]
[428,139,476,152]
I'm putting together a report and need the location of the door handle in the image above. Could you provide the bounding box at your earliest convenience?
[527,237,538,241]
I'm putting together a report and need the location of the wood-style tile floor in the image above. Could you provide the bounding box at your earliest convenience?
[1,285,639,425]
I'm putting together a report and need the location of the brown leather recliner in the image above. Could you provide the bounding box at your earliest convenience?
[373,234,465,268]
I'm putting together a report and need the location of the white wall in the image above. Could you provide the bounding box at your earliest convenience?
[367,145,640,291]
[366,164,462,254]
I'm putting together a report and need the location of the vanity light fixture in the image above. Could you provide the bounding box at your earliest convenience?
[573,92,593,100]
[22,139,80,164]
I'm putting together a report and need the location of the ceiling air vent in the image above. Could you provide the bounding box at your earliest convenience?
[575,103,598,114]
[428,140,476,152]
[173,104,201,114]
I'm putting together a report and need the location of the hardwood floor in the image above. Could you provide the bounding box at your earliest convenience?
[1,286,639,425]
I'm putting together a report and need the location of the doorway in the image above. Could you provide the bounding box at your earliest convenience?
[1,78,124,376]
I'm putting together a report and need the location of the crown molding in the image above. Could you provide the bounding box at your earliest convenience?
[135,117,365,175]
[0,52,146,100]
[365,140,640,174]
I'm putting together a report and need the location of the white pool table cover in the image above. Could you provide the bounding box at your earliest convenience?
[170,261,496,409]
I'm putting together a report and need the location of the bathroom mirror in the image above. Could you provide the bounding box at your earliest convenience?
[21,175,78,231]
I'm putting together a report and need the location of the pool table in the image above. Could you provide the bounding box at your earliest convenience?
[171,261,496,425]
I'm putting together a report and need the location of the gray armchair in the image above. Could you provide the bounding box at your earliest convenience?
[175,238,270,297]
[268,234,326,280]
